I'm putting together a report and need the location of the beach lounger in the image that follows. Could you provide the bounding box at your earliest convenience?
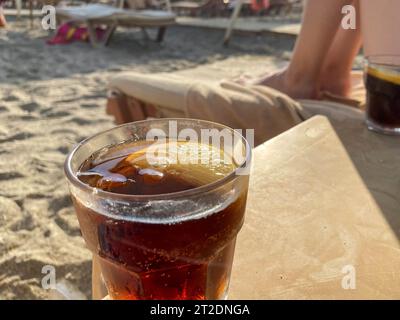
[56,1,176,46]
[106,71,365,146]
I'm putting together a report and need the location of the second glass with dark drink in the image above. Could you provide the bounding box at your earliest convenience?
[365,55,400,135]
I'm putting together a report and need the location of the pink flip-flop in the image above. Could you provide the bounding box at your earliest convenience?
[47,22,106,45]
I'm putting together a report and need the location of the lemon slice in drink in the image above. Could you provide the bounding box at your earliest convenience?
[368,66,400,85]
[125,140,236,186]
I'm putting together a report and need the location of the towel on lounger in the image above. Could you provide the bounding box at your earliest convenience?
[108,72,365,145]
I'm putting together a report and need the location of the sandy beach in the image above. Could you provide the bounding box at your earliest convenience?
[0,19,294,299]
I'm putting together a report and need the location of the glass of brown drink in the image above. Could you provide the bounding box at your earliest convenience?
[365,55,400,135]
[64,119,251,300]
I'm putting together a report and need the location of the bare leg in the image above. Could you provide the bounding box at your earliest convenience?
[0,6,6,28]
[320,0,362,97]
[255,0,355,99]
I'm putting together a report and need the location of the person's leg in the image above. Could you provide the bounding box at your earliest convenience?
[320,0,362,97]
[319,0,400,97]
[255,0,355,99]
[360,0,400,57]
[0,5,6,28]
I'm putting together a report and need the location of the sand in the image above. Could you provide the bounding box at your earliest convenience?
[0,18,293,299]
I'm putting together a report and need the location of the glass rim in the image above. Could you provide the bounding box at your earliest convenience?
[365,54,400,67]
[64,118,252,201]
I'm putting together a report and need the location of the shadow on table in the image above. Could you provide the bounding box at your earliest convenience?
[330,116,400,242]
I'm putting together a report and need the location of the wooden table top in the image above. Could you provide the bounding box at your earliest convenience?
[229,115,400,299]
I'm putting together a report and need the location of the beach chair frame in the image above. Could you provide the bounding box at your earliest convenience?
[106,89,160,124]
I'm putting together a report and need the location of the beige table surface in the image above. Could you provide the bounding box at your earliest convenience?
[229,115,400,299]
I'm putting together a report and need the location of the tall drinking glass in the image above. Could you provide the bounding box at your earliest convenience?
[64,119,251,300]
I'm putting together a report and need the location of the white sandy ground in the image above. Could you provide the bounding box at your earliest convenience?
[0,18,293,299]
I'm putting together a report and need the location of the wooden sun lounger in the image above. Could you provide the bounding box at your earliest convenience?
[56,2,176,47]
